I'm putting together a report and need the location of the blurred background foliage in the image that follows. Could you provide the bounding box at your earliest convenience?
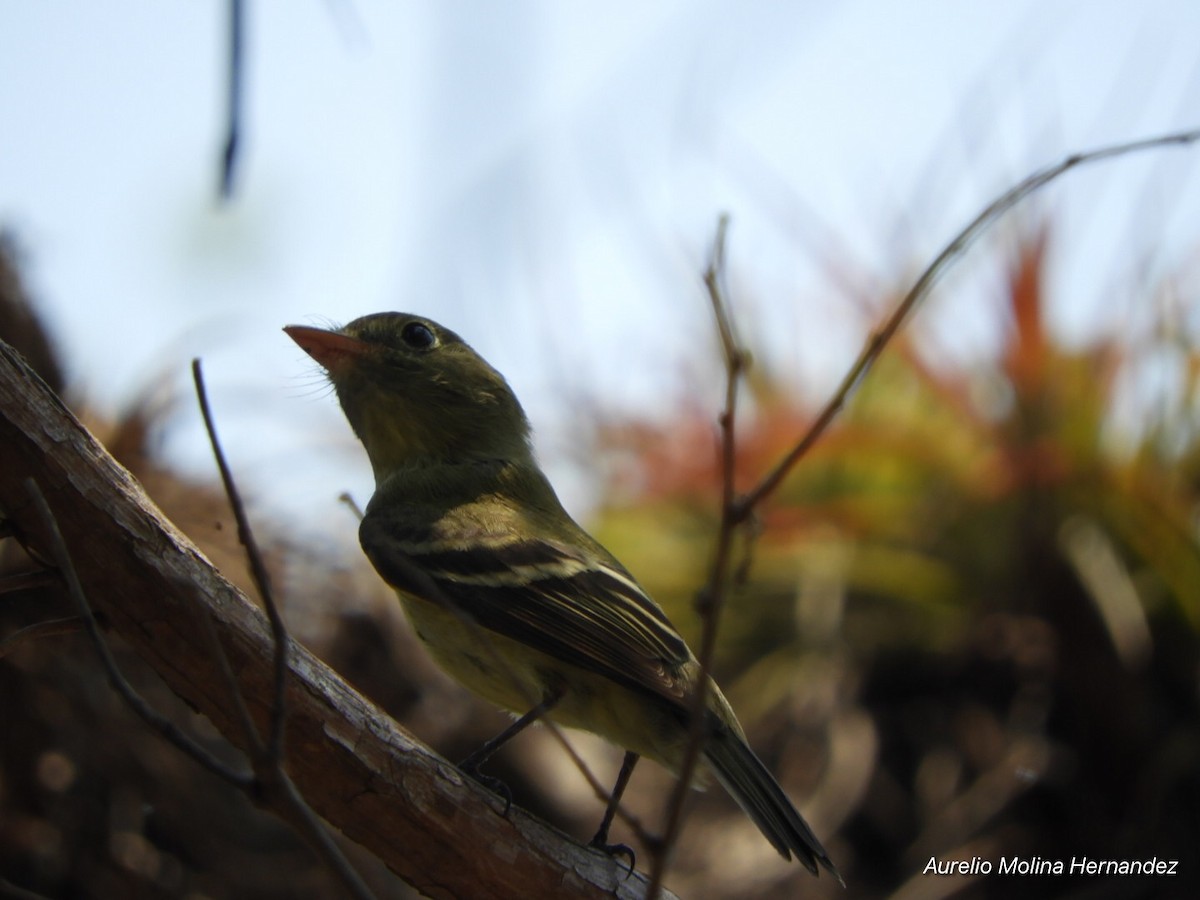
[3,216,1200,899]
[587,223,1200,897]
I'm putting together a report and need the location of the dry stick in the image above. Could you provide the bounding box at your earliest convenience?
[190,360,377,900]
[219,0,245,199]
[23,478,254,788]
[338,491,366,520]
[198,601,265,757]
[741,127,1200,517]
[645,215,749,898]
[27,473,376,900]
[645,126,1200,900]
[192,360,290,759]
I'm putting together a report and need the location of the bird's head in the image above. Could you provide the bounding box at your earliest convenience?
[285,313,532,481]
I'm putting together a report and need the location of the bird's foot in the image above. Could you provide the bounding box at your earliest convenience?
[589,835,636,877]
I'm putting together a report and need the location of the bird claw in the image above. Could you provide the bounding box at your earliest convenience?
[589,837,636,876]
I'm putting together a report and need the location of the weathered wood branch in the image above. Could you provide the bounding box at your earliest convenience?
[0,339,671,900]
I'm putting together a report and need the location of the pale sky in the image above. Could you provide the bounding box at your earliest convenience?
[2,1,1199,535]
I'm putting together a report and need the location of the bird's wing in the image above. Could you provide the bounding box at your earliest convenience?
[359,515,693,706]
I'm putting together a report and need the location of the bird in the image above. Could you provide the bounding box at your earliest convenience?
[285,312,840,882]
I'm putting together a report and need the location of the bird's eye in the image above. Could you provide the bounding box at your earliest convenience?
[400,321,437,350]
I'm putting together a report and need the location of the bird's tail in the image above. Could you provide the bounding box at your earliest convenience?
[704,726,843,885]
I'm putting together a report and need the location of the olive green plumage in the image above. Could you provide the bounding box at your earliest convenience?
[286,312,840,881]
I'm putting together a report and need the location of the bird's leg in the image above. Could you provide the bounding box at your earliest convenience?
[589,750,640,872]
[459,686,565,813]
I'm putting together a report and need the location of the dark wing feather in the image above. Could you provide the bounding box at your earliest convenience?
[359,515,691,705]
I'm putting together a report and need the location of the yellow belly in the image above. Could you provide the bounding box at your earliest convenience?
[396,591,689,768]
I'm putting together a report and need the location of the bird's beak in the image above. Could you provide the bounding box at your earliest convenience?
[284,325,369,374]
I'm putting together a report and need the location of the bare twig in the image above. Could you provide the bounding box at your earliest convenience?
[739,128,1200,516]
[648,127,1200,898]
[647,215,746,898]
[268,765,382,898]
[338,491,365,521]
[26,472,377,900]
[219,0,245,200]
[23,478,255,788]
[192,359,290,760]
[199,603,265,755]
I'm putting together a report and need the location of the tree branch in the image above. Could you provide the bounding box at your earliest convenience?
[646,214,746,897]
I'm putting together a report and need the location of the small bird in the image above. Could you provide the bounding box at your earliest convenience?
[285,312,840,881]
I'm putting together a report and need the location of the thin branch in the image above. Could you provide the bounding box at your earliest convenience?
[338,491,365,521]
[25,473,378,900]
[739,127,1200,516]
[647,218,745,898]
[22,478,255,788]
[192,359,289,761]
[199,604,266,756]
[270,765,382,897]
[219,0,246,200]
